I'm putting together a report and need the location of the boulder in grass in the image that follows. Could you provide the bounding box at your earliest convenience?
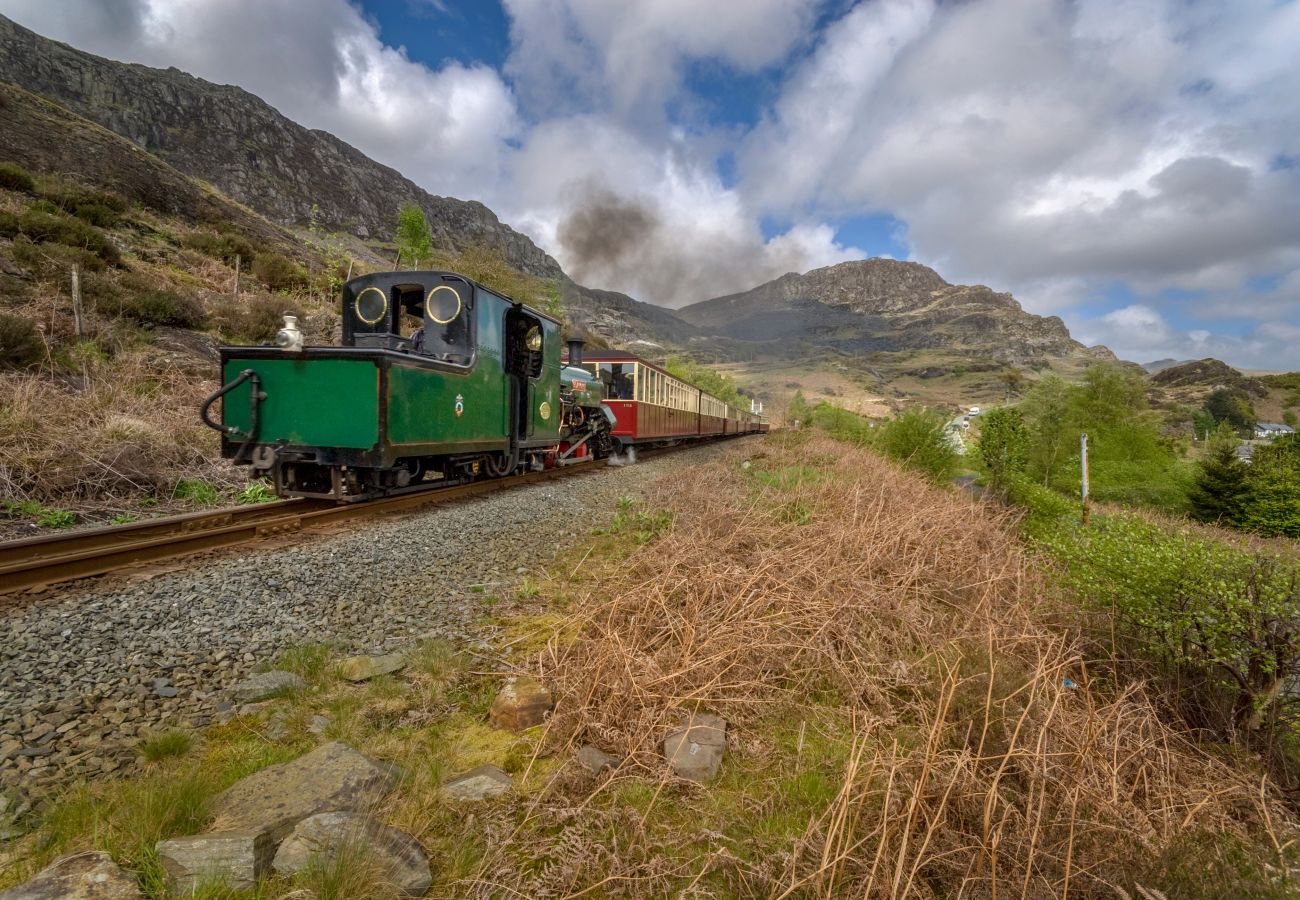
[157,831,275,893]
[663,713,727,782]
[441,764,512,801]
[211,741,398,844]
[272,812,431,897]
[576,745,619,775]
[229,670,305,703]
[488,677,552,731]
[0,851,142,899]
[337,653,406,683]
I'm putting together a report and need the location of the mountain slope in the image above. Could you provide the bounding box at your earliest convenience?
[0,14,559,279]
[679,258,1111,367]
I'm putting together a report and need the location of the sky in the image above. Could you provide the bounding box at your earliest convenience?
[2,0,1299,368]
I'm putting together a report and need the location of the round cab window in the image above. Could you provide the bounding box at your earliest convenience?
[427,285,462,325]
[355,287,388,325]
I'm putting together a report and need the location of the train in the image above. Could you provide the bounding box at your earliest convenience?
[201,270,767,500]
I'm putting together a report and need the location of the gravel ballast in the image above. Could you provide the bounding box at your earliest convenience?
[0,442,742,791]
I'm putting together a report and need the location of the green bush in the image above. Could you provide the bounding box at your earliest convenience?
[118,289,207,329]
[1239,435,1300,538]
[182,230,258,267]
[38,181,127,215]
[875,407,957,482]
[975,406,1028,489]
[1038,511,1300,741]
[0,161,35,193]
[71,202,120,228]
[212,294,299,342]
[809,401,874,444]
[0,312,44,368]
[252,252,307,291]
[11,209,120,265]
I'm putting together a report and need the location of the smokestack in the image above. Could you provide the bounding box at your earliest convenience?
[566,338,585,368]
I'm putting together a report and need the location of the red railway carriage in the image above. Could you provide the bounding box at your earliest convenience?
[567,350,767,448]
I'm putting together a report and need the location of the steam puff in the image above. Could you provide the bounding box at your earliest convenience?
[555,183,862,307]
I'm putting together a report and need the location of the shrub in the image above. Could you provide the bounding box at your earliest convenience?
[975,406,1028,489]
[1039,511,1300,744]
[0,161,35,193]
[71,202,120,228]
[875,407,957,482]
[212,294,299,343]
[808,401,874,444]
[118,289,207,329]
[37,181,127,215]
[182,230,258,267]
[0,313,44,368]
[13,209,120,265]
[252,252,307,291]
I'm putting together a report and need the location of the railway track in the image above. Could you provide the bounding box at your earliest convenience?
[0,460,598,595]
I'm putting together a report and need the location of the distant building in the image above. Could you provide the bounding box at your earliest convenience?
[1255,423,1295,439]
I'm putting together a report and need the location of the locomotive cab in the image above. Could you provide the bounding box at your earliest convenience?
[203,270,586,500]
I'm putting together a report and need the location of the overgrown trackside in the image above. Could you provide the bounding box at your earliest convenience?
[483,434,1296,897]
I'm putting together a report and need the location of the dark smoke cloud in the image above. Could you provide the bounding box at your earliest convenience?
[555,183,841,307]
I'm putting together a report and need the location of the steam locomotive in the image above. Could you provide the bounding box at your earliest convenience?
[201,270,766,500]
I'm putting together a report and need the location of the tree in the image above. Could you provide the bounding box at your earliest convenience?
[1204,387,1257,435]
[876,408,957,483]
[1188,424,1250,525]
[664,357,746,409]
[1283,409,1297,429]
[1240,434,1300,537]
[395,203,433,268]
[976,406,1029,489]
[786,390,811,427]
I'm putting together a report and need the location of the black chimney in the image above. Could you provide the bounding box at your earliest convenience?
[566,338,585,368]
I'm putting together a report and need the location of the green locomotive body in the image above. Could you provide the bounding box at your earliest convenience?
[206,271,601,499]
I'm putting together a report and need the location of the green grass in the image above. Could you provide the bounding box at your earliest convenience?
[3,500,77,528]
[138,729,193,763]
[236,481,276,504]
[172,478,220,506]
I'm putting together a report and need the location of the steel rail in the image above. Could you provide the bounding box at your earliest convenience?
[0,460,598,595]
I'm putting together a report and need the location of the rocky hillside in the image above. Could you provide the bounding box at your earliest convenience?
[1150,358,1267,397]
[0,14,558,279]
[679,258,1112,367]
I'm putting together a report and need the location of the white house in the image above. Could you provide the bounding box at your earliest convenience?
[1255,423,1295,439]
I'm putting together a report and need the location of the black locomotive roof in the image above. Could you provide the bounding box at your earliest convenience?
[342,270,563,328]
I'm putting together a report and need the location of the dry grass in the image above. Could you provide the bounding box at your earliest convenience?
[0,347,238,509]
[471,433,1298,897]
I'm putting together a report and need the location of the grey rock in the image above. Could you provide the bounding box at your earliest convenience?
[0,850,142,899]
[442,765,512,801]
[0,788,32,841]
[664,713,727,782]
[337,653,405,683]
[229,671,304,703]
[576,745,619,775]
[212,742,398,844]
[272,812,431,897]
[157,831,274,893]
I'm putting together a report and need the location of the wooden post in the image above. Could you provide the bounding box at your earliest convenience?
[394,249,402,269]
[345,260,353,282]
[70,264,84,338]
[1080,432,1090,526]
[233,253,242,298]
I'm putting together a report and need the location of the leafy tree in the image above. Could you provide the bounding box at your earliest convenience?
[1188,424,1250,525]
[664,357,746,408]
[976,406,1029,489]
[786,390,811,427]
[1240,434,1300,537]
[1283,410,1297,429]
[395,203,433,268]
[876,408,957,483]
[1204,387,1257,435]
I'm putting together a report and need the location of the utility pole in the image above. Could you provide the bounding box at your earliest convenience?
[1080,432,1090,526]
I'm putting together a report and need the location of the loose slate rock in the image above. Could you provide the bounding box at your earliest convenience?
[228,670,305,703]
[337,653,406,682]
[488,677,552,731]
[0,850,142,899]
[442,764,512,801]
[272,811,431,897]
[663,713,727,782]
[211,741,398,844]
[157,832,274,893]
[0,789,32,841]
[576,745,619,775]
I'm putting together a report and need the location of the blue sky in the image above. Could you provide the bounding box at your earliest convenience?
[4,0,1299,366]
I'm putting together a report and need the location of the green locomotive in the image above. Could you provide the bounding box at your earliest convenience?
[202,270,613,499]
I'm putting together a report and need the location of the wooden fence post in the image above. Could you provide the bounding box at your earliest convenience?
[234,254,242,298]
[1081,432,1090,526]
[70,264,84,338]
